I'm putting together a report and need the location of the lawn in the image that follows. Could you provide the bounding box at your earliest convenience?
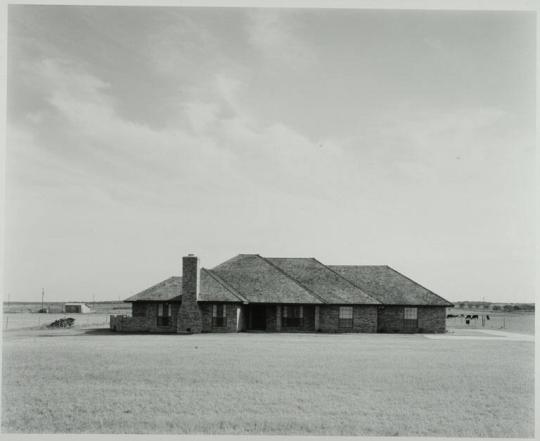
[1,328,534,436]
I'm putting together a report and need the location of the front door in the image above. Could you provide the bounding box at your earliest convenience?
[250,305,266,330]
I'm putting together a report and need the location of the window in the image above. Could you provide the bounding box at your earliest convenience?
[339,306,353,328]
[157,303,172,327]
[212,304,227,327]
[404,307,418,329]
[282,305,303,327]
[404,307,417,320]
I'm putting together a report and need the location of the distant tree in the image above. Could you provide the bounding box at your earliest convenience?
[512,305,521,311]
[503,305,514,312]
[492,305,501,311]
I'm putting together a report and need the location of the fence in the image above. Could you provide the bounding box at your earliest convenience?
[447,314,516,332]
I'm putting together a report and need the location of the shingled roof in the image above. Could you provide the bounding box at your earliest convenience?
[198,269,247,303]
[125,270,247,303]
[329,265,453,306]
[265,257,379,304]
[125,276,182,302]
[211,254,323,304]
[124,255,451,307]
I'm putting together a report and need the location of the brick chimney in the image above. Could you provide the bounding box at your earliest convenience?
[177,254,203,334]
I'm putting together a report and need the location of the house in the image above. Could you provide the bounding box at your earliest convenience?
[64,302,92,313]
[110,254,453,334]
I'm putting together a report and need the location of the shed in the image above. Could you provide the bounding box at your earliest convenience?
[64,303,92,313]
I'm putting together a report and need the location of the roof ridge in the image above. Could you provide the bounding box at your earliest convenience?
[386,266,454,306]
[312,258,381,304]
[265,257,312,260]
[331,264,387,268]
[211,254,252,270]
[258,255,327,304]
[203,268,248,304]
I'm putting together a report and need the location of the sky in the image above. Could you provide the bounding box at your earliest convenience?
[4,5,536,303]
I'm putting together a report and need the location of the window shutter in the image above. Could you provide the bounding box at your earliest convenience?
[158,304,163,316]
[212,304,217,317]
[222,305,227,317]
[299,306,303,318]
[283,306,288,318]
[168,304,172,317]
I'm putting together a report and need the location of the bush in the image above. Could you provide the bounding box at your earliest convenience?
[47,318,75,328]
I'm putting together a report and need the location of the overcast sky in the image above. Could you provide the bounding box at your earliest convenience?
[5,5,536,303]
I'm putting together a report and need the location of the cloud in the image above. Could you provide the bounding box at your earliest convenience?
[9,57,359,213]
[6,8,535,303]
[13,53,519,221]
[246,9,316,70]
[145,16,222,80]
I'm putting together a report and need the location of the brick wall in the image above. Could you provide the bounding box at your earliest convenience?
[377,306,403,333]
[177,255,203,333]
[110,302,180,333]
[112,302,446,334]
[280,305,316,332]
[378,306,446,333]
[200,303,242,333]
[418,306,446,333]
[319,305,378,333]
[257,305,317,332]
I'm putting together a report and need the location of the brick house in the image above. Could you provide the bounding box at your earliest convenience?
[110,254,453,334]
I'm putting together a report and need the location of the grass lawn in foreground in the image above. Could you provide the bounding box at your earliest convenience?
[2,329,534,436]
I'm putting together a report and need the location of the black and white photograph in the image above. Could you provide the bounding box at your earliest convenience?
[1,0,536,437]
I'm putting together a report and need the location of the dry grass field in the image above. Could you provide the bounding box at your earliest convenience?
[1,324,534,436]
[446,309,534,335]
[2,313,112,331]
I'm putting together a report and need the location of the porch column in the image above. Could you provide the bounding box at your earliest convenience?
[236,306,242,332]
[276,305,281,331]
[314,305,320,331]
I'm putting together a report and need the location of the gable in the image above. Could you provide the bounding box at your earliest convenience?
[199,269,246,303]
[266,257,379,305]
[211,254,323,304]
[125,276,182,302]
[329,265,452,306]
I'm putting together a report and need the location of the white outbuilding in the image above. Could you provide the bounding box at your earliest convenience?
[63,303,92,314]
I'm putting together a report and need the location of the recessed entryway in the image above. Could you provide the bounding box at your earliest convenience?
[248,305,266,330]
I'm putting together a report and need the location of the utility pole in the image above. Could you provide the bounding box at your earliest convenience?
[41,288,44,311]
